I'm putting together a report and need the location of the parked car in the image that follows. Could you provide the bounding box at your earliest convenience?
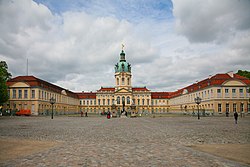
[16,109,31,116]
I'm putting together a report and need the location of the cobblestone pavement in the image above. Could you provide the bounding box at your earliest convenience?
[0,115,250,167]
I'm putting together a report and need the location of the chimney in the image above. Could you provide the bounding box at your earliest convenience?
[227,71,234,78]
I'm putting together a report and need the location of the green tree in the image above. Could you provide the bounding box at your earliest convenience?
[0,61,12,105]
[236,70,250,79]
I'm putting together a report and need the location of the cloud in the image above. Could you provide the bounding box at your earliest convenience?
[1,0,249,93]
[172,0,250,43]
[0,0,159,91]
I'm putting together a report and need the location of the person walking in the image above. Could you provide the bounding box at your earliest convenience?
[107,111,111,119]
[234,111,238,124]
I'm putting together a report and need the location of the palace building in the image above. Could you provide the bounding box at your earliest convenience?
[5,49,250,116]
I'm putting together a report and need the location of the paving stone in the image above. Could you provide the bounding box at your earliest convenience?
[0,116,249,166]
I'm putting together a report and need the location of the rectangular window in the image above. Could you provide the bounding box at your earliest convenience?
[232,89,236,93]
[147,99,150,105]
[12,89,16,98]
[90,100,92,105]
[225,88,229,98]
[137,99,140,105]
[239,88,243,93]
[80,100,82,105]
[142,99,145,105]
[225,88,229,93]
[226,103,229,112]
[24,90,28,99]
[248,104,250,113]
[103,99,105,105]
[31,90,35,98]
[240,103,244,112]
[217,89,221,93]
[94,100,96,105]
[218,103,222,113]
[217,89,222,98]
[108,99,110,105]
[239,88,244,97]
[233,103,237,112]
[232,89,236,98]
[18,90,22,99]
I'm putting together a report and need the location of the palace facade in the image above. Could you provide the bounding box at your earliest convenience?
[5,50,250,116]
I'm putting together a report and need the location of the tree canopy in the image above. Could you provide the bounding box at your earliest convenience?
[236,70,250,79]
[0,61,12,105]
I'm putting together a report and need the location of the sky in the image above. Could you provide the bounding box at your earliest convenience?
[1,0,250,92]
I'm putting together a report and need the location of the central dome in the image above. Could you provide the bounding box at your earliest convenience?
[115,50,131,73]
[117,61,130,72]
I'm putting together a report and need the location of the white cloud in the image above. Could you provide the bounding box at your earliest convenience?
[0,0,159,91]
[173,0,250,43]
[1,0,249,93]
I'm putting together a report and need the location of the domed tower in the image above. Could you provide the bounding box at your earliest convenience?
[114,49,132,91]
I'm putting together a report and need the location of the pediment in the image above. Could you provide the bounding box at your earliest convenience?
[10,82,30,88]
[223,80,246,86]
[115,88,132,93]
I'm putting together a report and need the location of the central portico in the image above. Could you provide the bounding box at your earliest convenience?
[114,49,133,114]
[93,48,152,116]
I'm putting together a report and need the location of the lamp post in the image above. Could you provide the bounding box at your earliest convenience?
[50,97,56,119]
[195,97,202,120]
[247,87,250,114]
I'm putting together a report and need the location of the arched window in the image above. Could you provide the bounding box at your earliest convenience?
[117,96,120,104]
[122,96,125,105]
[117,78,119,85]
[127,96,130,104]
[122,78,125,85]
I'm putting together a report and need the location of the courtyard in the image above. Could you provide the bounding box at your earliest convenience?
[0,115,250,167]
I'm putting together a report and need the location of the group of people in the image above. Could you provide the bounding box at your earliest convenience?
[79,110,240,123]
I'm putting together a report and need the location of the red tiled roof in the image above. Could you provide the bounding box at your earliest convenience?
[132,87,150,91]
[151,92,171,99]
[97,87,150,92]
[7,76,78,98]
[97,87,115,92]
[170,73,250,98]
[76,92,96,99]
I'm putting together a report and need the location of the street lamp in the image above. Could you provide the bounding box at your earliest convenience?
[50,97,56,119]
[195,97,202,120]
[247,87,250,114]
